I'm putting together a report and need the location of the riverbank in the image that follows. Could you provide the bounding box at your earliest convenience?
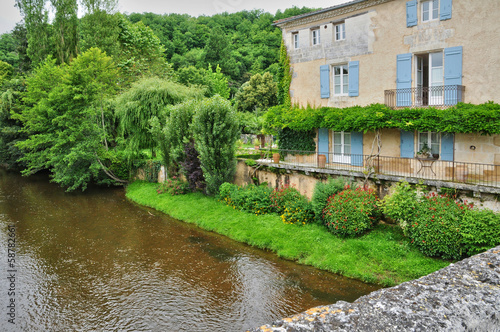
[126,181,451,286]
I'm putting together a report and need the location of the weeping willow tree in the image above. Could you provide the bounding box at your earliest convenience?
[114,77,203,162]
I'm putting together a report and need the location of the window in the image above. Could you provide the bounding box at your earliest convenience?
[333,65,349,95]
[335,23,345,41]
[418,131,440,156]
[422,0,439,22]
[311,28,320,45]
[333,131,351,164]
[292,32,299,49]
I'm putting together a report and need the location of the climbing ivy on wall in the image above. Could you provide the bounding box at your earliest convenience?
[276,40,292,106]
[264,102,500,135]
[277,127,316,152]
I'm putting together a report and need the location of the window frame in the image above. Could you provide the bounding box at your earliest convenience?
[332,131,352,164]
[335,23,345,41]
[421,0,439,22]
[292,32,299,49]
[311,28,321,46]
[418,131,441,156]
[333,64,349,96]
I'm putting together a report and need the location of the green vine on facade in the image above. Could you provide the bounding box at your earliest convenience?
[277,40,292,107]
[264,102,500,135]
[277,127,316,153]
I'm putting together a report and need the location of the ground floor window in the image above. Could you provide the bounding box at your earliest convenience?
[332,131,351,163]
[418,131,440,155]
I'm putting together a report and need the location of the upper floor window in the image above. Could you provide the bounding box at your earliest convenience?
[311,28,320,45]
[333,65,348,95]
[422,0,439,22]
[292,32,299,49]
[335,23,345,41]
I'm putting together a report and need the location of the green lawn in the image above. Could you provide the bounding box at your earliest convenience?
[126,181,451,286]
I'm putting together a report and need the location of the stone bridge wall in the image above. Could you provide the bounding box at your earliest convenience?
[249,246,500,332]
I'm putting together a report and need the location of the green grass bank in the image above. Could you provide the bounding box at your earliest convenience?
[126,181,451,286]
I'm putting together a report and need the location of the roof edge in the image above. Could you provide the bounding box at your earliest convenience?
[272,0,369,26]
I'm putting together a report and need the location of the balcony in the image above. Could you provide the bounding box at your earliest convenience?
[256,149,500,192]
[384,85,465,108]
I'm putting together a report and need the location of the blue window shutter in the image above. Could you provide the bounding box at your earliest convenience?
[348,61,359,97]
[320,65,330,98]
[318,128,329,163]
[444,46,463,105]
[396,53,412,107]
[400,130,414,158]
[441,133,454,161]
[406,0,418,27]
[440,0,452,20]
[351,132,363,166]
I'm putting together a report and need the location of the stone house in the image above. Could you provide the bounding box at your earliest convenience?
[270,0,500,192]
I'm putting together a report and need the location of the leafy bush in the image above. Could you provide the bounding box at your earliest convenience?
[157,176,190,195]
[460,209,500,256]
[380,181,419,233]
[311,177,349,222]
[406,192,471,259]
[281,199,315,225]
[180,141,205,191]
[324,186,380,238]
[218,182,237,200]
[270,184,304,214]
[219,183,274,215]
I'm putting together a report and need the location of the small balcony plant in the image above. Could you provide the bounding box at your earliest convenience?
[416,143,431,158]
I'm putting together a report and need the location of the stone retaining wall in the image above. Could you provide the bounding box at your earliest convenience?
[249,245,500,332]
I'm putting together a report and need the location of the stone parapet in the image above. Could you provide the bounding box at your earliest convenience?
[249,246,500,332]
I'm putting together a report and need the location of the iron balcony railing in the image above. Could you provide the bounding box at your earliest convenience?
[384,85,465,108]
[258,149,499,189]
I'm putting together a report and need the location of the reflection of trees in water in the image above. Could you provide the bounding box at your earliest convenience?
[0,170,380,331]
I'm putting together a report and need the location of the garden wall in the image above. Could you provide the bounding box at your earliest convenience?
[234,160,500,212]
[249,245,500,332]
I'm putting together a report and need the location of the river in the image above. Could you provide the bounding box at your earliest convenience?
[0,170,379,331]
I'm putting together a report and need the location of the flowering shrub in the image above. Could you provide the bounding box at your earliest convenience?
[157,176,190,195]
[311,177,350,223]
[281,199,315,225]
[270,184,304,214]
[324,186,380,238]
[406,192,472,259]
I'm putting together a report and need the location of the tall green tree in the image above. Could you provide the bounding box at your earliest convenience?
[0,78,26,169]
[114,77,202,161]
[51,0,79,64]
[15,0,53,66]
[11,23,31,73]
[234,72,277,112]
[204,26,229,71]
[116,17,173,85]
[192,95,240,195]
[15,48,120,191]
[79,0,121,58]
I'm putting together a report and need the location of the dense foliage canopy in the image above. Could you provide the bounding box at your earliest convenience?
[264,102,500,135]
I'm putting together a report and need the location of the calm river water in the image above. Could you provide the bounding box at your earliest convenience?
[0,170,380,331]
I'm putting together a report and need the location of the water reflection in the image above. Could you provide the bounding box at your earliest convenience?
[0,170,379,331]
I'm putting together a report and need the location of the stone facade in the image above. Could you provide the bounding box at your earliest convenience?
[276,0,500,107]
[275,0,500,175]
